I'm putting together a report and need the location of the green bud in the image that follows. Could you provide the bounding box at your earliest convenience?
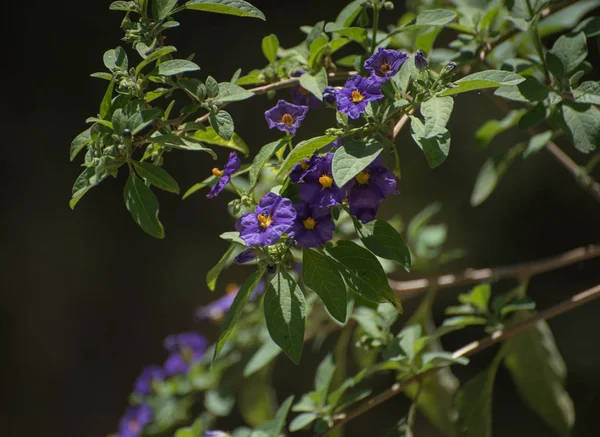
[384,1,394,10]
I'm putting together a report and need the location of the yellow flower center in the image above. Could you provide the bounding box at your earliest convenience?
[380,63,392,74]
[128,421,141,433]
[319,174,334,188]
[300,160,309,170]
[212,168,223,178]
[356,171,370,185]
[280,113,294,127]
[351,90,364,103]
[303,217,317,231]
[257,213,272,228]
[226,283,239,294]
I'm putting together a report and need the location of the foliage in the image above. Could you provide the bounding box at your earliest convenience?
[69,1,600,437]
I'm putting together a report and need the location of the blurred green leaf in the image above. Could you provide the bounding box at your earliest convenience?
[244,339,282,377]
[191,127,249,156]
[471,145,524,206]
[206,244,236,292]
[475,109,525,147]
[256,396,295,437]
[204,389,235,417]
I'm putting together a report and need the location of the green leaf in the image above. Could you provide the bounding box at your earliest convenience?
[470,145,524,206]
[262,34,279,64]
[289,413,318,432]
[264,271,306,364]
[302,249,348,323]
[215,268,265,359]
[440,70,525,96]
[332,140,383,187]
[153,0,178,20]
[560,102,600,153]
[190,127,249,156]
[151,134,217,157]
[206,244,236,292]
[414,9,457,26]
[137,47,178,75]
[334,0,365,27]
[324,23,368,43]
[459,284,491,310]
[573,81,600,105]
[244,339,282,377]
[524,131,552,158]
[70,167,100,209]
[256,396,295,437]
[327,241,402,312]
[549,32,588,75]
[475,110,525,147]
[455,350,504,437]
[204,389,235,417]
[410,117,451,168]
[205,76,220,97]
[315,354,336,395]
[299,68,328,100]
[132,161,180,194]
[239,368,277,427]
[210,110,234,141]
[308,36,329,70]
[249,138,290,189]
[99,79,115,120]
[110,1,137,12]
[494,77,550,103]
[157,59,200,76]
[278,135,336,176]
[539,0,600,37]
[443,315,488,327]
[185,0,265,20]
[504,321,575,437]
[421,96,454,138]
[216,82,254,104]
[355,219,411,271]
[103,47,128,72]
[124,172,165,238]
[70,128,92,161]
[573,16,600,37]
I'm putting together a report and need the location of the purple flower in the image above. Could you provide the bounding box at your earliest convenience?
[265,100,309,134]
[163,332,208,376]
[196,282,266,322]
[234,249,257,265]
[235,193,296,246]
[291,203,335,248]
[346,157,397,223]
[364,48,408,83]
[298,153,346,208]
[323,86,338,106]
[207,152,241,199]
[291,85,321,109]
[414,50,428,70]
[290,154,317,183]
[336,76,384,120]
[133,366,164,396]
[204,432,230,437]
[117,404,152,437]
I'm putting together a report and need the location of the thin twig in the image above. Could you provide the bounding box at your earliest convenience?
[390,244,600,297]
[314,283,600,436]
[195,71,356,123]
[392,111,413,140]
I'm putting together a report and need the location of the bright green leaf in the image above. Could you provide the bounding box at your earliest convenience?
[494,77,550,103]
[191,127,249,156]
[249,138,290,190]
[185,0,266,20]
[299,68,328,100]
[421,96,454,138]
[216,82,254,104]
[123,172,165,238]
[441,70,525,96]
[70,128,92,161]
[278,135,336,176]
[133,161,180,194]
[157,59,200,76]
[573,81,600,105]
[206,244,236,292]
[332,140,383,187]
[262,34,279,64]
[549,32,588,75]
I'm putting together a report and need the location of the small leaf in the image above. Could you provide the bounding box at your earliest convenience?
[278,135,336,176]
[471,145,524,206]
[573,81,600,105]
[206,244,236,291]
[185,0,266,20]
[494,77,550,103]
[216,82,254,104]
[210,110,235,141]
[475,109,525,147]
[302,249,348,323]
[205,76,220,97]
[299,68,328,100]
[421,96,454,138]
[249,138,290,190]
[560,102,600,153]
[524,131,552,158]
[459,284,491,310]
[204,389,235,417]
[262,34,279,64]
[256,396,295,437]
[504,321,575,437]
[151,134,217,157]
[332,140,383,187]
[549,32,588,75]
[153,0,178,20]
[133,161,180,194]
[327,241,402,312]
[215,268,265,359]
[410,117,451,168]
[99,79,115,120]
[123,172,165,238]
[315,354,336,395]
[334,0,365,27]
[264,271,306,364]
[157,59,201,76]
[289,413,318,432]
[440,70,525,96]
[244,340,282,377]
[356,219,411,271]
[190,127,249,156]
[70,128,92,161]
[103,47,128,72]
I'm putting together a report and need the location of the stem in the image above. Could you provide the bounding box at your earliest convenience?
[390,243,600,298]
[313,283,600,437]
[586,152,600,173]
[406,383,422,433]
[525,0,551,83]
[371,1,380,54]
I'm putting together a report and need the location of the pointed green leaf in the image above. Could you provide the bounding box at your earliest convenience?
[216,82,254,104]
[209,110,234,141]
[560,102,600,153]
[299,68,328,100]
[215,268,265,359]
[191,127,249,156]
[124,172,165,238]
[524,131,552,158]
[332,140,383,188]
[244,339,282,377]
[262,34,279,64]
[153,0,178,20]
[136,46,177,74]
[70,128,92,161]
[206,244,236,291]
[302,249,348,323]
[278,135,336,176]
[256,396,295,437]
[132,161,180,194]
[355,219,411,271]
[185,0,266,20]
[471,145,524,206]
[421,96,454,138]
[157,59,200,76]
[441,70,525,96]
[249,138,290,189]
[410,117,451,168]
[549,32,588,75]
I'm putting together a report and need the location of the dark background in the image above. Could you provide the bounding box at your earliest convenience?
[3,1,600,436]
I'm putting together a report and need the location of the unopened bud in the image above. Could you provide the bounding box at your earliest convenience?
[384,1,394,10]
[414,50,428,70]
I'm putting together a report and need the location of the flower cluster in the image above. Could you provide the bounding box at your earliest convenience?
[113,332,208,437]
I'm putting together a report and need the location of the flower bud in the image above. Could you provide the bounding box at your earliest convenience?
[443,62,457,75]
[414,50,428,70]
[384,1,394,10]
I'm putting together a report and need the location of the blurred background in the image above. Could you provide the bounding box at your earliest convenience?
[3,0,600,436]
